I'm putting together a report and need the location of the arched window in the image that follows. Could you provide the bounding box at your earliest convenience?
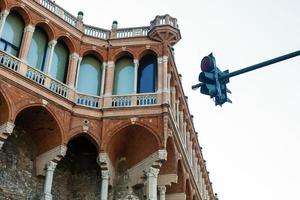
[27,27,48,71]
[113,56,134,95]
[137,54,157,93]
[50,40,69,83]
[77,56,102,96]
[0,12,24,57]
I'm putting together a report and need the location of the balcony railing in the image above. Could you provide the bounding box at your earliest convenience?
[84,25,109,40]
[76,93,102,108]
[36,0,177,40]
[39,0,78,27]
[111,93,158,107]
[0,51,20,72]
[116,27,150,38]
[150,14,178,29]
[26,66,46,86]
[49,79,70,98]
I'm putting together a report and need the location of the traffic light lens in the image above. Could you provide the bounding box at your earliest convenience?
[201,56,214,72]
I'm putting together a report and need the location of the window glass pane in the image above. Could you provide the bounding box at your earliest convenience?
[6,45,17,57]
[138,54,157,93]
[50,41,69,83]
[77,56,102,96]
[28,28,48,71]
[113,57,134,95]
[1,13,24,48]
[0,40,6,51]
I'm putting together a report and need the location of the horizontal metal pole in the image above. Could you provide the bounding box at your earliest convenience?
[221,50,300,80]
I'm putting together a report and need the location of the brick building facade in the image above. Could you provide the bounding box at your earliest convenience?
[0,0,215,199]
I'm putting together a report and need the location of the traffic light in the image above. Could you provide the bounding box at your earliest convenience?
[192,53,231,106]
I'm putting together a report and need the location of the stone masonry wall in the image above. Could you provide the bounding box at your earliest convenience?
[0,127,44,200]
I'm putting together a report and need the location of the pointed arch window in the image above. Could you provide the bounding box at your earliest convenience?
[137,54,157,93]
[113,56,134,95]
[27,27,48,71]
[77,56,102,96]
[0,12,24,57]
[50,40,69,83]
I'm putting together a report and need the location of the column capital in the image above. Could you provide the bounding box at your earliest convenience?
[134,59,139,65]
[157,57,163,64]
[46,161,57,172]
[101,170,110,180]
[48,40,57,47]
[107,61,114,68]
[102,62,108,68]
[158,149,167,161]
[162,56,168,63]
[144,167,160,178]
[24,24,35,33]
[158,185,166,194]
[69,52,79,60]
[1,9,10,16]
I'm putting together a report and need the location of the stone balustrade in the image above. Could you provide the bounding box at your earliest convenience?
[84,25,109,39]
[76,92,102,108]
[39,0,78,27]
[0,50,20,72]
[49,79,70,98]
[150,14,179,29]
[26,66,47,86]
[37,0,176,39]
[111,93,158,107]
[116,27,150,38]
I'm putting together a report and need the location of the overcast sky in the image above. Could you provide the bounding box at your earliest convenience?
[56,0,300,199]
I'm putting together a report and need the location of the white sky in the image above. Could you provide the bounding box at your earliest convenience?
[56,0,300,199]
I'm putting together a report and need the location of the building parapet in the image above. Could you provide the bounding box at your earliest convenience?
[35,0,178,40]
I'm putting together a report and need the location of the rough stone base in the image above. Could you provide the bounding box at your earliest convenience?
[0,127,43,200]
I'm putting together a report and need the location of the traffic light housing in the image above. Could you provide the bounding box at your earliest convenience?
[192,53,231,106]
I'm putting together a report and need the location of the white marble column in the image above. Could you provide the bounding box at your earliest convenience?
[145,167,160,200]
[0,10,9,37]
[42,161,57,200]
[100,62,107,96]
[158,185,166,200]
[101,170,109,200]
[134,59,139,93]
[74,56,82,89]
[45,40,57,74]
